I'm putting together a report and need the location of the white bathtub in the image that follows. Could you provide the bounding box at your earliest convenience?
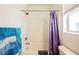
[58,45,76,55]
[21,50,38,55]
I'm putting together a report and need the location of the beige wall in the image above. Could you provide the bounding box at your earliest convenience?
[63,4,77,13]
[62,5,79,54]
[0,4,63,55]
[62,33,79,54]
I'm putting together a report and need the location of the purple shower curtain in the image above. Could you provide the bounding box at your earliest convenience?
[49,11,60,55]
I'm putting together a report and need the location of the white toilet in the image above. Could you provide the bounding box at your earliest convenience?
[58,45,76,55]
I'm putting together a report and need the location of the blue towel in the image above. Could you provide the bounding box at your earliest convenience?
[0,28,22,55]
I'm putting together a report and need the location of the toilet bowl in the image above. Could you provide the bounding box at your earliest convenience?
[58,45,76,55]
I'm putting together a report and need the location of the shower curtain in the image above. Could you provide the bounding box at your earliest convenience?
[49,11,60,55]
[0,28,22,55]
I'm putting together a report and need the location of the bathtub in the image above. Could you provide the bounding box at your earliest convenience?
[21,50,38,55]
[58,45,76,55]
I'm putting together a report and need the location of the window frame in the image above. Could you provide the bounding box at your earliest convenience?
[63,7,79,34]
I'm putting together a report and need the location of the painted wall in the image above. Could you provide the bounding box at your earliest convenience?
[0,4,63,55]
[62,33,79,54]
[62,5,79,54]
[63,4,77,13]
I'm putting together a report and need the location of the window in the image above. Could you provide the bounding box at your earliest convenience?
[63,10,79,33]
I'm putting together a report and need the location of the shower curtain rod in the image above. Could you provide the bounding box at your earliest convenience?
[21,10,59,12]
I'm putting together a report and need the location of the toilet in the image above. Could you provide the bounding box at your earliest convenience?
[58,45,76,55]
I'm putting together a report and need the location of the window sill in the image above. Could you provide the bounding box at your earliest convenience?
[63,31,79,35]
